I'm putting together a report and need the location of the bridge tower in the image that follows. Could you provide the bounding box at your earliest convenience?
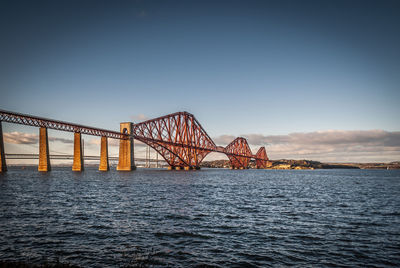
[0,122,7,172]
[117,122,136,171]
[224,137,252,169]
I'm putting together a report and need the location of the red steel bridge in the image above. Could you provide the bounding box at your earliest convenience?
[0,109,269,171]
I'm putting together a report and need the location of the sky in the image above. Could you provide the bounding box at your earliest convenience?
[1,0,399,163]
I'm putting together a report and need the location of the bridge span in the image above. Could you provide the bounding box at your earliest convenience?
[0,109,269,172]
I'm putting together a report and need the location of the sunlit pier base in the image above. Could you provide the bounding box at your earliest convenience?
[38,127,51,172]
[99,136,109,171]
[72,132,84,171]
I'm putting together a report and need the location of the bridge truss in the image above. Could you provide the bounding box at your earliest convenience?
[0,109,269,169]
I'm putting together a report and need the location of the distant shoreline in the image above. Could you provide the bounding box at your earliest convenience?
[4,160,400,170]
[200,159,400,170]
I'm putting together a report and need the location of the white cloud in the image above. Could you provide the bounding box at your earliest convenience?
[213,135,236,145]
[87,138,120,147]
[213,130,400,162]
[130,114,149,122]
[4,130,399,162]
[3,132,37,144]
[4,132,73,144]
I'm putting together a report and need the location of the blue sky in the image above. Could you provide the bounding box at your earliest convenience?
[1,0,399,162]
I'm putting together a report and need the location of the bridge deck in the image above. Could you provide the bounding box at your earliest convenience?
[0,109,269,166]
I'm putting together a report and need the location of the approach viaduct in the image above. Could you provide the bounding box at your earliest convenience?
[0,109,269,172]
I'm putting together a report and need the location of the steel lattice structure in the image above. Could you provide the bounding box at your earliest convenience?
[0,109,126,139]
[1,109,270,169]
[255,147,269,169]
[224,137,253,169]
[132,112,216,168]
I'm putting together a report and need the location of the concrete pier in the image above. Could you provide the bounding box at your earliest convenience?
[0,122,7,172]
[117,122,136,171]
[38,127,51,172]
[99,136,109,171]
[72,132,84,171]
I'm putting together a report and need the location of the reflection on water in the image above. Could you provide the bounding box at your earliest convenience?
[0,167,399,267]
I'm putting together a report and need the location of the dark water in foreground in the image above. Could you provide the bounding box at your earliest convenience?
[0,168,399,267]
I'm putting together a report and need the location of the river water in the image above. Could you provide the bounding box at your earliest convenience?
[0,167,399,267]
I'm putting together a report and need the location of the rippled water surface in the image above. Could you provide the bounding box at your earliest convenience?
[1,167,399,267]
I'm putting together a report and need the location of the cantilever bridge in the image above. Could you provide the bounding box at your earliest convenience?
[0,109,269,172]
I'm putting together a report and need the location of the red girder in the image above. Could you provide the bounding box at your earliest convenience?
[255,147,269,169]
[224,137,253,169]
[132,112,216,169]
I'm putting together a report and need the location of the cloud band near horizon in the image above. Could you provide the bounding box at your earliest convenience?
[3,132,147,147]
[3,130,400,163]
[213,130,400,163]
[3,132,73,144]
